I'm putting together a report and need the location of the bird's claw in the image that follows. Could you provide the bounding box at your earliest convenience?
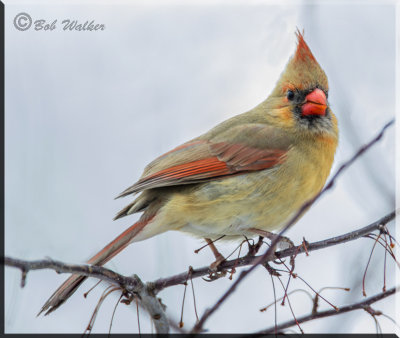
[263,262,281,276]
[203,269,227,282]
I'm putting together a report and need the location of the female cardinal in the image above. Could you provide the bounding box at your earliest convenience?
[40,31,338,315]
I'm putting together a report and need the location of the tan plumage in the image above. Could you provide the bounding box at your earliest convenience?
[39,31,338,315]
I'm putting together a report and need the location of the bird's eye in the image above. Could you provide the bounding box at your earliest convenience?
[286,90,295,101]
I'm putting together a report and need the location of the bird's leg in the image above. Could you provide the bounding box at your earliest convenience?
[205,238,225,271]
[201,238,228,282]
[249,228,295,272]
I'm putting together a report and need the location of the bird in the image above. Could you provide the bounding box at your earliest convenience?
[39,30,338,315]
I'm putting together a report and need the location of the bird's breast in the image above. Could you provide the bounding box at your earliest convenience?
[158,138,336,239]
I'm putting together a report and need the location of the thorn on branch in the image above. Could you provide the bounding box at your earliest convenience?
[302,237,310,256]
[246,236,264,256]
[364,305,382,317]
[20,269,27,288]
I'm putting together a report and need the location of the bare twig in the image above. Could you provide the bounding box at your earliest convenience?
[255,286,398,334]
[3,257,169,334]
[153,210,395,291]
[5,209,393,295]
[109,293,123,334]
[276,275,303,334]
[191,119,394,333]
[84,286,120,335]
[3,208,395,334]
[3,209,396,334]
[362,232,382,297]
[269,273,278,334]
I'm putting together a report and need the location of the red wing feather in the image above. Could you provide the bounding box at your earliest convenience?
[136,157,232,189]
[117,140,287,198]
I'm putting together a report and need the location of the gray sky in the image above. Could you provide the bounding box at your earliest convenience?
[5,1,396,333]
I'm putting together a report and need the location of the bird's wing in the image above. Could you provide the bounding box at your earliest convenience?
[116,123,290,198]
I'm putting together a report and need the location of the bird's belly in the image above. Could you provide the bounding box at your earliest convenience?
[158,167,320,240]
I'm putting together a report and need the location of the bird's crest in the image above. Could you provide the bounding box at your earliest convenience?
[294,29,317,63]
[271,29,328,94]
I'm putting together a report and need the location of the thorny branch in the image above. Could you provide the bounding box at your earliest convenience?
[191,118,395,333]
[256,286,399,334]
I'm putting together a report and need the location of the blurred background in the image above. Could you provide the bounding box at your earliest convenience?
[5,0,397,334]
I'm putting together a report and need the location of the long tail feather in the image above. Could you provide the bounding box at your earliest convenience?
[38,218,151,316]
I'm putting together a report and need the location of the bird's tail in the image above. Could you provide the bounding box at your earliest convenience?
[38,217,152,316]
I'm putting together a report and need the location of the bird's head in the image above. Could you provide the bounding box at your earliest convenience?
[266,30,337,137]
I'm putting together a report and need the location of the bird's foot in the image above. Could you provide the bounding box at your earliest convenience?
[274,234,295,271]
[201,238,229,281]
[263,262,282,276]
[249,228,296,271]
[276,234,295,251]
[204,237,227,271]
[209,254,225,272]
[203,254,228,281]
[203,269,227,282]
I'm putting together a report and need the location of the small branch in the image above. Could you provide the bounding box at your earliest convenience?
[275,210,397,259]
[4,257,140,288]
[191,119,395,333]
[256,286,399,334]
[153,210,395,291]
[3,257,169,334]
[137,282,169,334]
[3,209,395,333]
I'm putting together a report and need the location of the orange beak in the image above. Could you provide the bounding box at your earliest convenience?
[301,88,327,116]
